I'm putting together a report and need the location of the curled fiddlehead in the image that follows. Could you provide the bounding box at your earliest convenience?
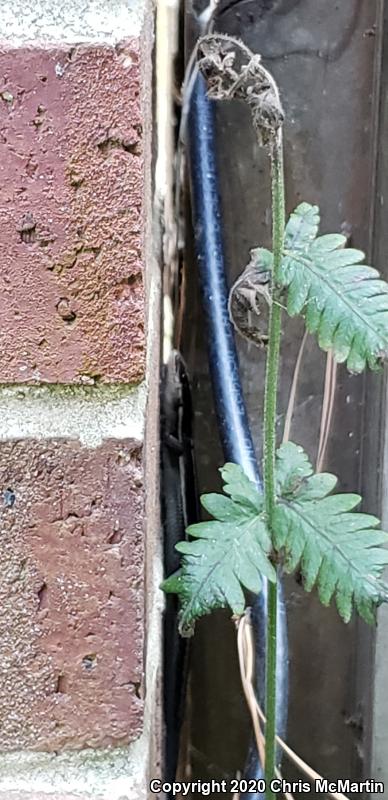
[197,33,284,147]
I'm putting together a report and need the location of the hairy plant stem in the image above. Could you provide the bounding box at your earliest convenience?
[263,133,285,798]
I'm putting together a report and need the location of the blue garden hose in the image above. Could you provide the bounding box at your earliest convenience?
[187,72,289,798]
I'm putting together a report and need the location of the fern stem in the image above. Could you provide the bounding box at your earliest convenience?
[263,133,285,798]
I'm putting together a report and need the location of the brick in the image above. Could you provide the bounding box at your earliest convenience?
[0,41,146,384]
[0,439,144,751]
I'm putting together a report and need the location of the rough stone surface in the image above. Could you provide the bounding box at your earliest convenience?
[0,794,107,799]
[0,794,95,799]
[0,0,146,44]
[0,41,146,384]
[0,790,125,799]
[0,439,144,751]
[0,384,146,447]
[0,742,152,799]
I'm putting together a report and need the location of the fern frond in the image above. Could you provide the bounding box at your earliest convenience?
[280,203,388,373]
[274,443,388,624]
[161,463,275,636]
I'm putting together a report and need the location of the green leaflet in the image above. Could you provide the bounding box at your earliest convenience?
[280,203,388,372]
[219,462,263,512]
[249,246,274,275]
[274,443,388,624]
[276,441,312,497]
[161,463,275,636]
[162,446,388,632]
[244,202,388,372]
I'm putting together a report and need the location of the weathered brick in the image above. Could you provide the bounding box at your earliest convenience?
[0,41,146,384]
[0,439,144,751]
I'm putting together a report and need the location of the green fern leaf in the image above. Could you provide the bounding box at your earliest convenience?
[280,203,388,372]
[161,463,275,636]
[274,442,388,623]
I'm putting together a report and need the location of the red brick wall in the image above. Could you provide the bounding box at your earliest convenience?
[0,439,144,751]
[0,7,158,796]
[0,42,145,384]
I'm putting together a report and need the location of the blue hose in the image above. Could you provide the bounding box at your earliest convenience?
[187,73,289,798]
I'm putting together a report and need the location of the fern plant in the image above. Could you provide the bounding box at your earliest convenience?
[162,33,388,797]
